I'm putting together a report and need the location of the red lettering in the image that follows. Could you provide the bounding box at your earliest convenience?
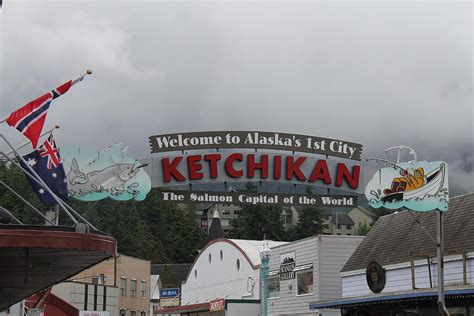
[273,155,282,180]
[188,155,203,180]
[225,153,244,178]
[162,157,185,182]
[247,154,269,179]
[336,163,360,189]
[309,160,332,184]
[286,157,307,181]
[204,154,221,178]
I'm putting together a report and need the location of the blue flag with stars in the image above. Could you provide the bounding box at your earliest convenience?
[20,134,68,205]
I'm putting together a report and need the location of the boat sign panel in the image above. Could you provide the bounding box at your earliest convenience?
[365,161,448,212]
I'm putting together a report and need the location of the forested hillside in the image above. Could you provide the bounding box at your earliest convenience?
[0,162,380,263]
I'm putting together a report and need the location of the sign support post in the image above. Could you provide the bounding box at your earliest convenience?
[260,241,271,316]
[437,210,449,316]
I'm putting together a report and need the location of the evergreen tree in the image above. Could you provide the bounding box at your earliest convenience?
[287,206,324,241]
[229,204,286,241]
[357,223,370,236]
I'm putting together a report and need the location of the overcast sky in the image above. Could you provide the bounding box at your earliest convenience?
[1,1,472,195]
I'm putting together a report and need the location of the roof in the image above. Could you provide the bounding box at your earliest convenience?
[230,239,287,266]
[183,238,288,283]
[349,206,376,218]
[331,212,354,225]
[310,286,474,310]
[206,213,224,243]
[151,263,192,285]
[341,193,474,272]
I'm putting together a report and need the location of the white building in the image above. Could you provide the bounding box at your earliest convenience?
[310,193,474,316]
[158,238,286,316]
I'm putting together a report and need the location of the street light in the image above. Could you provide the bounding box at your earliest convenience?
[260,240,271,316]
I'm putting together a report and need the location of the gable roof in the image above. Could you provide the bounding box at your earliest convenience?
[151,263,192,285]
[332,212,354,225]
[341,193,474,272]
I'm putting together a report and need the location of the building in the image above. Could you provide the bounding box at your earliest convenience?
[283,206,375,236]
[0,225,116,312]
[267,235,364,316]
[52,254,151,316]
[150,263,192,316]
[196,204,242,234]
[310,193,474,316]
[158,238,286,315]
[197,204,374,237]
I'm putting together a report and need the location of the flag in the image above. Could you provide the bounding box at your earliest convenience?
[19,134,68,205]
[6,80,72,148]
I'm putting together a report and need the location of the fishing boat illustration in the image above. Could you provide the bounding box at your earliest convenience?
[381,163,446,203]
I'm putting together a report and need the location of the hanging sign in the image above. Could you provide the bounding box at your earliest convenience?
[365,161,448,212]
[280,252,296,280]
[60,144,151,201]
[366,261,386,293]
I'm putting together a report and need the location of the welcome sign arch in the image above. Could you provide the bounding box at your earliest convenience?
[142,131,367,207]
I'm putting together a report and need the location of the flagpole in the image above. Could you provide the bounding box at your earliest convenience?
[0,149,99,231]
[71,69,92,86]
[0,180,56,226]
[0,134,79,225]
[3,125,60,158]
[0,69,92,123]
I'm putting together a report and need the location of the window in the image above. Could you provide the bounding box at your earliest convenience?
[222,210,231,215]
[268,276,280,298]
[337,224,342,229]
[91,276,99,285]
[297,270,313,296]
[120,277,127,297]
[236,259,240,270]
[130,311,136,316]
[141,281,146,297]
[221,218,230,226]
[220,250,223,261]
[131,279,137,298]
[346,224,352,230]
[194,269,198,279]
[234,210,240,215]
[208,253,212,263]
[119,309,126,316]
[140,312,146,316]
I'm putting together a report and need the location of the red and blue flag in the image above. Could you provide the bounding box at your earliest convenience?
[20,134,68,205]
[6,80,72,148]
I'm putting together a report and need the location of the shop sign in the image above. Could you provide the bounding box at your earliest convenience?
[160,288,180,298]
[209,299,225,312]
[160,297,180,307]
[149,131,363,160]
[366,261,386,293]
[280,252,296,280]
[365,161,448,212]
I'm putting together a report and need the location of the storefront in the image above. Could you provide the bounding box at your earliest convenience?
[267,235,364,316]
[309,193,474,316]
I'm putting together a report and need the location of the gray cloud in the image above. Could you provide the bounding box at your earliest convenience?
[1,1,472,195]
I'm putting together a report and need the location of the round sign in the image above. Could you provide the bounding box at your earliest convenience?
[366,261,386,293]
